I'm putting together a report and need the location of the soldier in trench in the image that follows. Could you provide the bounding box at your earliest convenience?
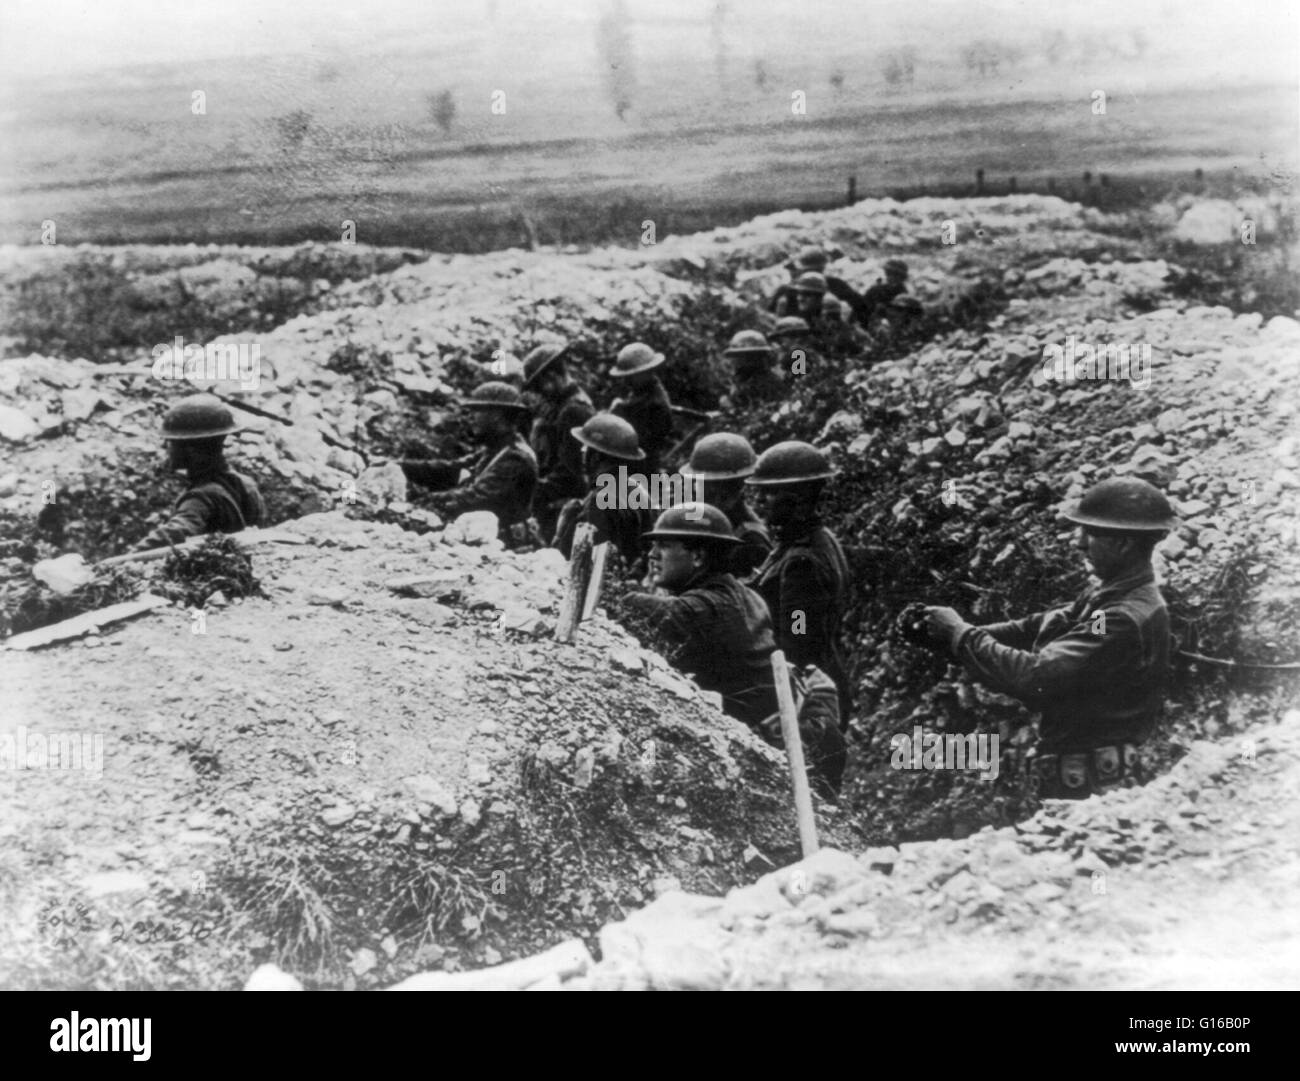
[918,477,1175,800]
[394,381,538,546]
[134,394,266,551]
[624,502,846,798]
[746,441,854,728]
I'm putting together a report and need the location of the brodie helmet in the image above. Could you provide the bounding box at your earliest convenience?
[643,502,741,545]
[161,395,240,441]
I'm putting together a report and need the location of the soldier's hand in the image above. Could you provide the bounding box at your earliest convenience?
[923,606,968,651]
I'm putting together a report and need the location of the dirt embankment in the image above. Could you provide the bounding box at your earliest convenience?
[0,511,857,990]
[1,190,1297,989]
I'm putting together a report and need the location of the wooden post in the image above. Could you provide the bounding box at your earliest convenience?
[846,175,857,206]
[770,650,819,858]
[1008,175,1017,193]
[581,541,609,621]
[975,168,985,195]
[554,523,594,644]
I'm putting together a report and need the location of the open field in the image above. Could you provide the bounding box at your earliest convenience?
[1,11,1294,251]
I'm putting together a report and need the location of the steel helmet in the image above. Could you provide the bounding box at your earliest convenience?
[819,296,845,320]
[461,381,530,412]
[884,259,909,279]
[1060,477,1177,533]
[890,295,922,313]
[681,432,758,481]
[769,316,811,340]
[570,412,645,461]
[610,342,665,378]
[790,245,829,272]
[722,330,773,357]
[161,394,239,440]
[747,441,835,486]
[792,271,828,295]
[522,343,570,387]
[643,502,741,545]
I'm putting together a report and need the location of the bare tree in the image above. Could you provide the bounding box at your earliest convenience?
[595,0,636,121]
[428,90,456,135]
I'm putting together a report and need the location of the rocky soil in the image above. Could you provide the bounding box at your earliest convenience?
[1,189,1297,989]
[0,511,857,989]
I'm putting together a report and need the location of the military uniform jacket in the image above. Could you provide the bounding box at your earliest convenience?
[135,470,265,551]
[723,366,784,409]
[401,432,538,529]
[628,571,779,728]
[755,523,851,703]
[955,566,1170,753]
[611,378,673,474]
[530,384,594,507]
[728,501,773,579]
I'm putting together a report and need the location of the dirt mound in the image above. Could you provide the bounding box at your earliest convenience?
[0,509,854,989]
[2,190,1298,989]
[538,708,1300,991]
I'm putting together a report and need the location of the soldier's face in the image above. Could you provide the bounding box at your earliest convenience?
[649,540,701,590]
[757,487,810,526]
[1079,529,1130,578]
[164,440,185,470]
[796,293,822,316]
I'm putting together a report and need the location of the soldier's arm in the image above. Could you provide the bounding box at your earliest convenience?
[428,450,530,520]
[623,591,711,642]
[134,492,217,551]
[824,276,871,324]
[955,606,1139,705]
[398,457,462,490]
[972,611,1050,650]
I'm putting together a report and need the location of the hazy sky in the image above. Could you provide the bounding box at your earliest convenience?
[1,0,1295,78]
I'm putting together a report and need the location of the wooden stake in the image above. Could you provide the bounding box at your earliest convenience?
[770,649,819,858]
[554,523,594,644]
[4,594,170,651]
[581,541,609,621]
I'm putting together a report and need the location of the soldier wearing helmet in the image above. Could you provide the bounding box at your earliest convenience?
[397,381,538,544]
[822,258,911,331]
[811,295,869,357]
[681,433,771,577]
[769,245,829,317]
[767,315,825,377]
[608,342,674,475]
[133,394,266,551]
[747,441,854,726]
[719,330,783,410]
[553,413,656,576]
[521,343,594,542]
[790,272,829,327]
[859,259,911,326]
[625,502,845,796]
[921,476,1176,800]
